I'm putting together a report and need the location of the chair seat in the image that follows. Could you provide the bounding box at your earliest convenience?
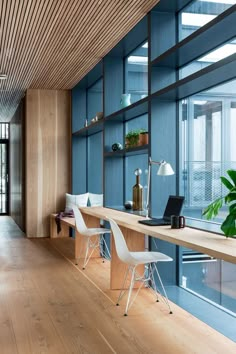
[83,228,111,237]
[129,251,173,265]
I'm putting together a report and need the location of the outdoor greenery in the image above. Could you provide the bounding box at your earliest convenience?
[203,169,236,238]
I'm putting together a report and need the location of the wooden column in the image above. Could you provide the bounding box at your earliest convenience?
[25,89,71,237]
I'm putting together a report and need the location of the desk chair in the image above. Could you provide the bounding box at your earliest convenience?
[72,206,111,269]
[108,217,173,316]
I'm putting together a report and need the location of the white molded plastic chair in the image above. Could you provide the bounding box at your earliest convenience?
[108,217,173,316]
[72,206,111,269]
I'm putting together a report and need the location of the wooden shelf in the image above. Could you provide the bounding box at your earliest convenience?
[105,97,148,122]
[104,144,148,157]
[151,6,236,69]
[151,53,236,100]
[72,119,104,137]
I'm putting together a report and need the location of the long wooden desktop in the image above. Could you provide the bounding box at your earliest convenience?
[50,206,236,289]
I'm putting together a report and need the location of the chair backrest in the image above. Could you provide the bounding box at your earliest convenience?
[72,206,88,234]
[108,218,135,264]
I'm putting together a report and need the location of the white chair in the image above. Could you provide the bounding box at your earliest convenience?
[72,206,111,269]
[108,217,173,316]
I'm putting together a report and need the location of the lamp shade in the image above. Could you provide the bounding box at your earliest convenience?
[157,161,174,176]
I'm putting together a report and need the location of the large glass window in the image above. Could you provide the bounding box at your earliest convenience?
[179,0,236,41]
[179,79,236,314]
[179,80,236,316]
[125,42,148,104]
[180,79,236,220]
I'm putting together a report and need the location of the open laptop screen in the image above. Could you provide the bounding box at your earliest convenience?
[163,195,185,220]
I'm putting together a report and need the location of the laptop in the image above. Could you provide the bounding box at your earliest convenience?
[138,195,185,226]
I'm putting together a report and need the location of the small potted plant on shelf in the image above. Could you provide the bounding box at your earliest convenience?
[139,129,149,146]
[202,169,236,238]
[125,130,141,148]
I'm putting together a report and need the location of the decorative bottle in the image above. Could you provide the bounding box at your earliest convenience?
[132,168,143,211]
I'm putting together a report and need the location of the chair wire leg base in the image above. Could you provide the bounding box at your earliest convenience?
[153,263,173,314]
[83,238,99,269]
[124,267,136,316]
[99,234,111,262]
[117,263,172,316]
[149,264,159,302]
[116,266,130,306]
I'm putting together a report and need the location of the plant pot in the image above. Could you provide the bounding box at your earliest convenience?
[139,132,149,145]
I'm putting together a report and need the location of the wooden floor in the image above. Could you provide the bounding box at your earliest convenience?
[0,217,236,354]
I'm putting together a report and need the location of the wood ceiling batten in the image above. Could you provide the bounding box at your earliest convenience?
[60,0,156,89]
[0,0,159,122]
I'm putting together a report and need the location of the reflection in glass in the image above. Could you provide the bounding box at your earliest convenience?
[125,41,148,104]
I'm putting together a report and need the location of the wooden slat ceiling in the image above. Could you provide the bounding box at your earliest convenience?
[0,0,159,122]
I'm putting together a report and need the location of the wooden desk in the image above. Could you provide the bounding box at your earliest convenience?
[80,207,236,265]
[51,207,236,289]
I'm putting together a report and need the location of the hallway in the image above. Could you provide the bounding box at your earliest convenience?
[0,216,235,354]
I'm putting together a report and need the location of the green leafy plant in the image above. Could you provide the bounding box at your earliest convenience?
[125,129,141,147]
[202,169,236,238]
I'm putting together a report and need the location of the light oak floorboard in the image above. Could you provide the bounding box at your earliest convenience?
[0,216,235,353]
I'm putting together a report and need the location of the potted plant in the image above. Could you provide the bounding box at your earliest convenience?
[139,129,149,146]
[125,130,140,148]
[203,169,236,238]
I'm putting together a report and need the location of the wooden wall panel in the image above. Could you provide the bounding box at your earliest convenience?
[10,99,25,231]
[25,89,71,237]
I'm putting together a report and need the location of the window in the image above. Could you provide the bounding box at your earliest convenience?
[180,79,236,220]
[179,81,236,316]
[179,0,235,41]
[125,42,148,104]
[0,123,9,139]
[180,38,236,79]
